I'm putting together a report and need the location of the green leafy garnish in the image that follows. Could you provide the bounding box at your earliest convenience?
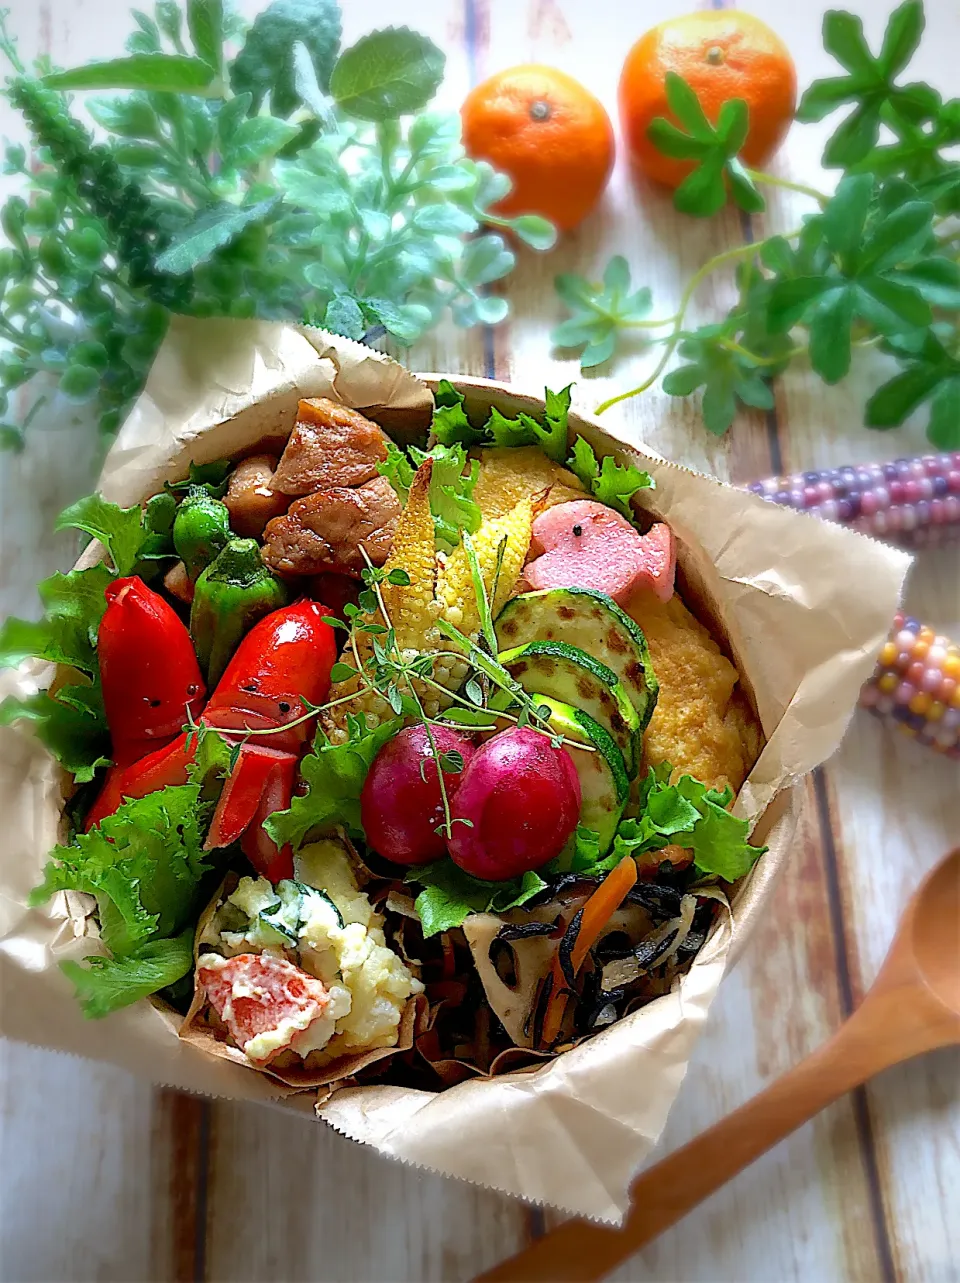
[541,386,574,464]
[593,456,656,518]
[0,563,112,677]
[30,783,220,1016]
[185,726,235,801]
[407,860,547,938]
[606,765,763,883]
[54,494,146,577]
[60,930,194,1019]
[30,783,214,951]
[647,73,764,218]
[0,561,115,779]
[484,386,572,464]
[567,766,763,883]
[0,686,110,783]
[431,379,486,448]
[552,257,655,369]
[566,824,602,873]
[429,379,576,470]
[565,436,654,519]
[0,5,555,451]
[379,440,481,550]
[412,444,481,549]
[378,441,416,499]
[264,714,402,849]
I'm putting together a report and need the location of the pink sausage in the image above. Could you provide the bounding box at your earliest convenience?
[523,501,676,606]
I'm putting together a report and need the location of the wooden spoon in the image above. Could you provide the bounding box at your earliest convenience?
[476,847,960,1283]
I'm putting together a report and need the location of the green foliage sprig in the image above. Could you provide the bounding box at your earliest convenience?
[552,0,960,449]
[0,0,555,450]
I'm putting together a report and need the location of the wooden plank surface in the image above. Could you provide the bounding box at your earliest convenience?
[1,0,958,1281]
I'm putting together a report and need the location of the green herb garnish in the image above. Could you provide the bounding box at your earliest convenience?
[0,1,555,450]
[29,782,220,1016]
[407,861,547,938]
[551,0,960,450]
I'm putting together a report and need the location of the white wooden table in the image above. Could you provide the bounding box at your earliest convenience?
[2,1,958,1280]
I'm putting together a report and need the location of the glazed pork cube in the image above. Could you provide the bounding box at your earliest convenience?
[224,454,290,537]
[261,475,401,577]
[271,398,392,495]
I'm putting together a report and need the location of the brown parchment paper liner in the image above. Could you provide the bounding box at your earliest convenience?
[0,319,910,1223]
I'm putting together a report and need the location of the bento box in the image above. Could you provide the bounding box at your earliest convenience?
[0,319,909,1222]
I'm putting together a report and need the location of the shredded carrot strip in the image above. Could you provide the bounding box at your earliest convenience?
[540,856,638,1047]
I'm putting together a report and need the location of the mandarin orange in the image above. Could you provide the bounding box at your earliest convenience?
[461,65,614,232]
[619,11,797,189]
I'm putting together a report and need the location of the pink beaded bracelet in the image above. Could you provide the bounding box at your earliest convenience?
[747,451,960,549]
[860,613,960,759]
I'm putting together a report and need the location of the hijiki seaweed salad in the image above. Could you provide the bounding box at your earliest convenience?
[2,383,765,1086]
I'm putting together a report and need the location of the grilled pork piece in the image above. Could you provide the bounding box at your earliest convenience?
[224,454,290,537]
[262,475,401,577]
[271,398,391,496]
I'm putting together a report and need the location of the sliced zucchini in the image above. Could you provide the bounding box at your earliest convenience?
[293,882,344,930]
[257,908,299,948]
[498,640,642,776]
[534,695,629,854]
[495,587,658,731]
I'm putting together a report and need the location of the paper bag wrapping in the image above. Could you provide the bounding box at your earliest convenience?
[0,319,910,1222]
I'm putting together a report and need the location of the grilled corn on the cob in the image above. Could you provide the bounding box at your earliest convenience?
[436,497,534,635]
[380,460,440,652]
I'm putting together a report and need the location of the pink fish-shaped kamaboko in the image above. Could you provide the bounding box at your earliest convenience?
[523,501,676,606]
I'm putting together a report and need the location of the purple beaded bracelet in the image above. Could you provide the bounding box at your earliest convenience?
[747,451,960,549]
